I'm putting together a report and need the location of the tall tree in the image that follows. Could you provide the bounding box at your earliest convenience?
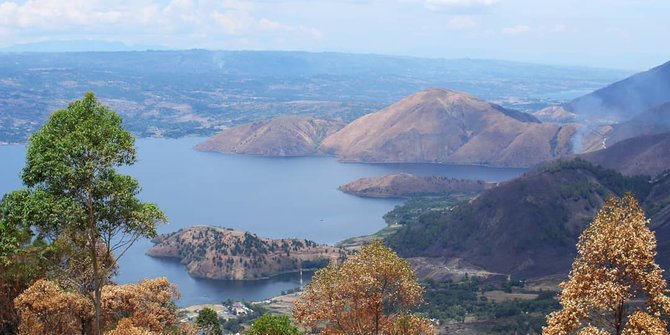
[195,307,222,335]
[543,194,670,335]
[11,92,166,334]
[293,240,434,335]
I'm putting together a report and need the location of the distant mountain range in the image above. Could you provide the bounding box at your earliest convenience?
[534,60,670,151]
[198,88,578,168]
[198,58,670,168]
[0,50,627,143]
[320,89,576,167]
[565,60,670,122]
[1,40,163,52]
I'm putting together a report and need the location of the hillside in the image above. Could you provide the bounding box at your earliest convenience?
[606,102,670,144]
[147,226,347,280]
[338,173,494,198]
[320,89,577,168]
[195,116,344,156]
[545,60,670,122]
[387,159,665,278]
[580,132,670,177]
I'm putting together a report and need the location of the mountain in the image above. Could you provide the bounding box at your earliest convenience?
[1,40,141,52]
[320,89,578,168]
[147,226,347,280]
[545,60,670,122]
[573,102,670,153]
[387,159,664,278]
[580,132,670,177]
[0,51,626,143]
[195,116,344,156]
[338,173,494,198]
[605,102,670,144]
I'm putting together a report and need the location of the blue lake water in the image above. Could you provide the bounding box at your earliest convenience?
[0,137,524,306]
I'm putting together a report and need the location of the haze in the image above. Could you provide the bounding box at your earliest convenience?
[1,0,668,70]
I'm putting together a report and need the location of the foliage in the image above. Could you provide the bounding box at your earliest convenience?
[293,240,434,335]
[14,277,182,335]
[541,158,652,200]
[195,308,222,335]
[13,279,94,335]
[101,278,180,333]
[418,279,560,333]
[9,92,167,334]
[383,196,461,226]
[219,303,268,334]
[0,190,63,333]
[246,314,300,335]
[543,194,670,335]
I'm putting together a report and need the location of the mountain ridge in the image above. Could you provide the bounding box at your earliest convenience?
[320,88,576,167]
[387,159,665,278]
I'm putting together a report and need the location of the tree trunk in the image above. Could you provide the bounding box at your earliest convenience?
[88,195,102,335]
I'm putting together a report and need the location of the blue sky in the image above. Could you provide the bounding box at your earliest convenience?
[0,0,668,70]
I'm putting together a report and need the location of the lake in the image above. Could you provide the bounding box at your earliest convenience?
[0,137,524,306]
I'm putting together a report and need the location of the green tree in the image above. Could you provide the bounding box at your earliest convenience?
[1,188,67,333]
[196,307,222,335]
[5,92,167,334]
[247,314,300,335]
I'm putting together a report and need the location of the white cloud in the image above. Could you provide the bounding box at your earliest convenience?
[0,0,322,45]
[502,24,530,35]
[397,0,498,11]
[448,15,477,29]
[425,0,499,10]
[552,24,568,33]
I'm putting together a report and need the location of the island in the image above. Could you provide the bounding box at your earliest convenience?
[338,173,495,198]
[147,226,348,280]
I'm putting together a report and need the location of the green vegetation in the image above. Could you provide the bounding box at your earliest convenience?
[420,279,560,334]
[383,196,462,226]
[196,307,223,335]
[1,93,167,334]
[247,314,300,335]
[541,158,652,199]
[220,303,269,334]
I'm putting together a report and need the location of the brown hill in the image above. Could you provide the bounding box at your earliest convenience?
[195,115,344,156]
[575,102,670,153]
[608,103,670,143]
[338,173,495,198]
[580,132,670,177]
[147,226,347,280]
[387,159,667,278]
[320,89,577,168]
[565,60,670,122]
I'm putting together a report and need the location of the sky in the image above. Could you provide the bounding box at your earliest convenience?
[0,0,668,70]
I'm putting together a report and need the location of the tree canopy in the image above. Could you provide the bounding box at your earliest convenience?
[2,92,167,334]
[294,239,434,335]
[543,194,670,335]
[247,314,300,335]
[195,307,222,335]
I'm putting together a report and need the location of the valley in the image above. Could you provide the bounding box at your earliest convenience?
[1,51,669,334]
[0,51,628,143]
